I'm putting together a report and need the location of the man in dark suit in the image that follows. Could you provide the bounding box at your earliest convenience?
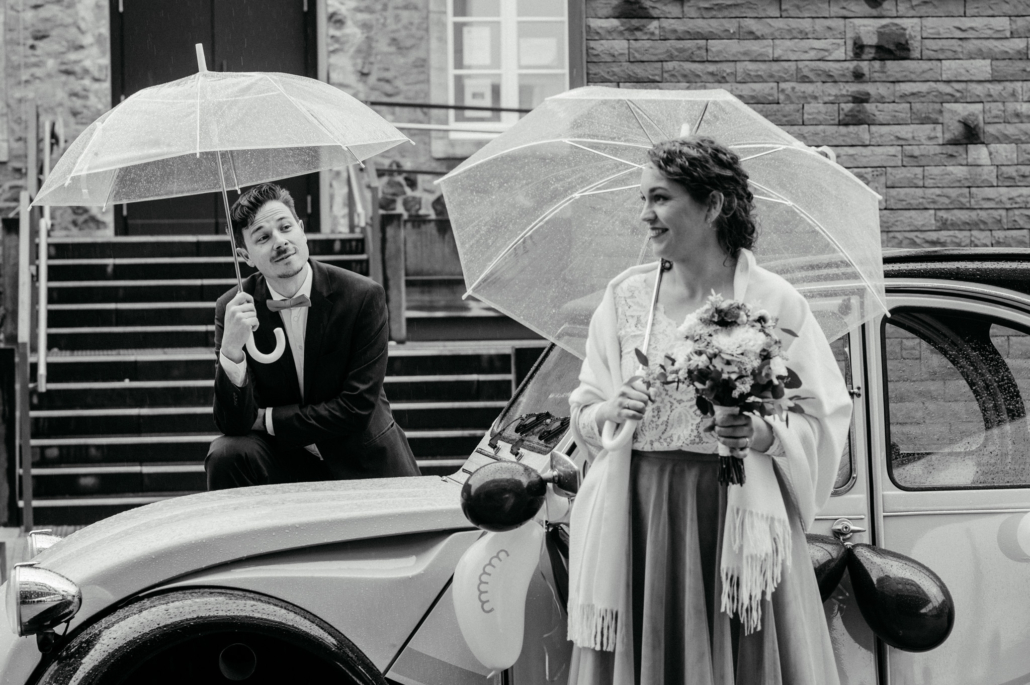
[206,182,420,489]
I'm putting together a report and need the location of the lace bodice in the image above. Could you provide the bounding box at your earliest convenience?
[579,273,719,453]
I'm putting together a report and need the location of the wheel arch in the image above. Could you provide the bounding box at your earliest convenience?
[31,587,386,685]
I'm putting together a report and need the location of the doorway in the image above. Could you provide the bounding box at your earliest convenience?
[110,0,321,235]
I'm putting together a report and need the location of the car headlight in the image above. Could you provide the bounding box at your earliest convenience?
[6,563,81,636]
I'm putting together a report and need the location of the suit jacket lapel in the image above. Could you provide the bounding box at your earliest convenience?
[304,260,331,402]
[253,275,303,402]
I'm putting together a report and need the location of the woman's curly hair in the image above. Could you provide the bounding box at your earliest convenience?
[646,137,757,258]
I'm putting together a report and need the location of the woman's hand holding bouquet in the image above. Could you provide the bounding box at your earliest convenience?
[636,293,806,486]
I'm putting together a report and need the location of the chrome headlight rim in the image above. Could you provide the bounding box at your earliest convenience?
[6,562,82,637]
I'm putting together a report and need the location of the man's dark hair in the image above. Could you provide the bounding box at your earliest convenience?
[229,183,300,248]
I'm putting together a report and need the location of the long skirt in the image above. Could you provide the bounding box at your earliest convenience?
[567,450,840,685]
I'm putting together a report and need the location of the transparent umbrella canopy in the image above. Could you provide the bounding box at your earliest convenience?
[438,87,886,359]
[34,50,409,208]
[32,45,410,363]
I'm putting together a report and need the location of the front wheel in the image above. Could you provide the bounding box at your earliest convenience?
[37,588,385,685]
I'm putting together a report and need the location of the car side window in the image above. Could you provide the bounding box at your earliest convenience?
[884,306,1030,490]
[830,334,855,493]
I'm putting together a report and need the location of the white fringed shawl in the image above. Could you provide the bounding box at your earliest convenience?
[567,249,853,653]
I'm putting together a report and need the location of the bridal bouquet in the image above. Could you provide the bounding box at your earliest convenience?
[635,293,804,486]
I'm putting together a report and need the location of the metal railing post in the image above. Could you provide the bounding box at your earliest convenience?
[37,119,52,393]
[381,211,407,343]
[26,105,37,197]
[364,162,384,286]
[348,164,368,231]
[17,191,34,530]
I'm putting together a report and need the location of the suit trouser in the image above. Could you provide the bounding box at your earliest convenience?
[205,432,333,490]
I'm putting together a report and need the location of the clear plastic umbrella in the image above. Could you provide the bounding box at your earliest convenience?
[34,46,408,209]
[33,45,410,362]
[438,87,886,359]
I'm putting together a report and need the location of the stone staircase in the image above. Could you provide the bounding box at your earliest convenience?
[25,234,543,525]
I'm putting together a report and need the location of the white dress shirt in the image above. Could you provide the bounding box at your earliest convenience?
[219,263,321,456]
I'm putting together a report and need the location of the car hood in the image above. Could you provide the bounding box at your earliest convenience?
[33,476,470,627]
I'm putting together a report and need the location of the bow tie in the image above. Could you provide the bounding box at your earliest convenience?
[266,294,311,312]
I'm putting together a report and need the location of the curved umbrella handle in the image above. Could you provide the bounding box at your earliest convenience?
[601,418,637,452]
[245,328,286,364]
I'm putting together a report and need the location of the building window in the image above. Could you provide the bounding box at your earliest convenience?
[447,0,568,139]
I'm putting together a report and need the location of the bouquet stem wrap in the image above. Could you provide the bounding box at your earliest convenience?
[712,404,747,485]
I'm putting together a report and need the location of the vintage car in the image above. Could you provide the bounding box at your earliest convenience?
[1,248,1029,685]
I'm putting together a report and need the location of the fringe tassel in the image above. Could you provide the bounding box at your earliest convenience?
[720,506,792,635]
[566,599,620,652]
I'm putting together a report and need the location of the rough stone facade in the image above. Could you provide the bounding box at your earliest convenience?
[3,0,112,233]
[325,0,455,231]
[585,0,1030,248]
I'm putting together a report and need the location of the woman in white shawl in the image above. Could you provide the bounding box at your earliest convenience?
[567,137,853,685]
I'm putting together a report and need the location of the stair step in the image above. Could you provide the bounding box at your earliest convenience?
[24,455,468,498]
[32,375,512,409]
[32,342,545,382]
[32,402,502,437]
[49,280,235,305]
[384,375,512,402]
[48,254,368,282]
[47,234,365,260]
[31,406,217,437]
[20,495,193,526]
[48,326,215,350]
[45,303,550,336]
[27,465,205,497]
[33,381,214,410]
[32,429,485,465]
[33,434,219,464]
[49,303,214,328]
[32,350,216,382]
[405,311,539,342]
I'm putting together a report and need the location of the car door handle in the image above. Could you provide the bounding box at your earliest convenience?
[831,517,866,542]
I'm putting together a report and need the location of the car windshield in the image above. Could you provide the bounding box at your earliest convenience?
[497,344,582,430]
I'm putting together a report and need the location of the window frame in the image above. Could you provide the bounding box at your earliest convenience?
[880,297,1030,492]
[830,331,859,496]
[429,0,586,158]
[446,0,570,140]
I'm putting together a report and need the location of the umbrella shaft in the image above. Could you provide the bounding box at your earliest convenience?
[639,260,667,373]
[216,151,244,292]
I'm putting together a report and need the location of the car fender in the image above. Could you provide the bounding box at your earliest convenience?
[156,529,482,672]
[0,477,469,685]
[29,477,468,631]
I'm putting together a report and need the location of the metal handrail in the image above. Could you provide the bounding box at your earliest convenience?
[391,122,508,135]
[17,190,34,530]
[366,100,531,114]
[37,119,53,393]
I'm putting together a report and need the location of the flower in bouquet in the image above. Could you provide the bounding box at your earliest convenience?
[637,293,805,486]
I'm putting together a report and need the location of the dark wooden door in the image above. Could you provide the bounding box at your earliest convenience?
[111,0,320,235]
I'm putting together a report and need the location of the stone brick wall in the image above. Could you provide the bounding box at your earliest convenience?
[585,0,1030,248]
[3,0,112,233]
